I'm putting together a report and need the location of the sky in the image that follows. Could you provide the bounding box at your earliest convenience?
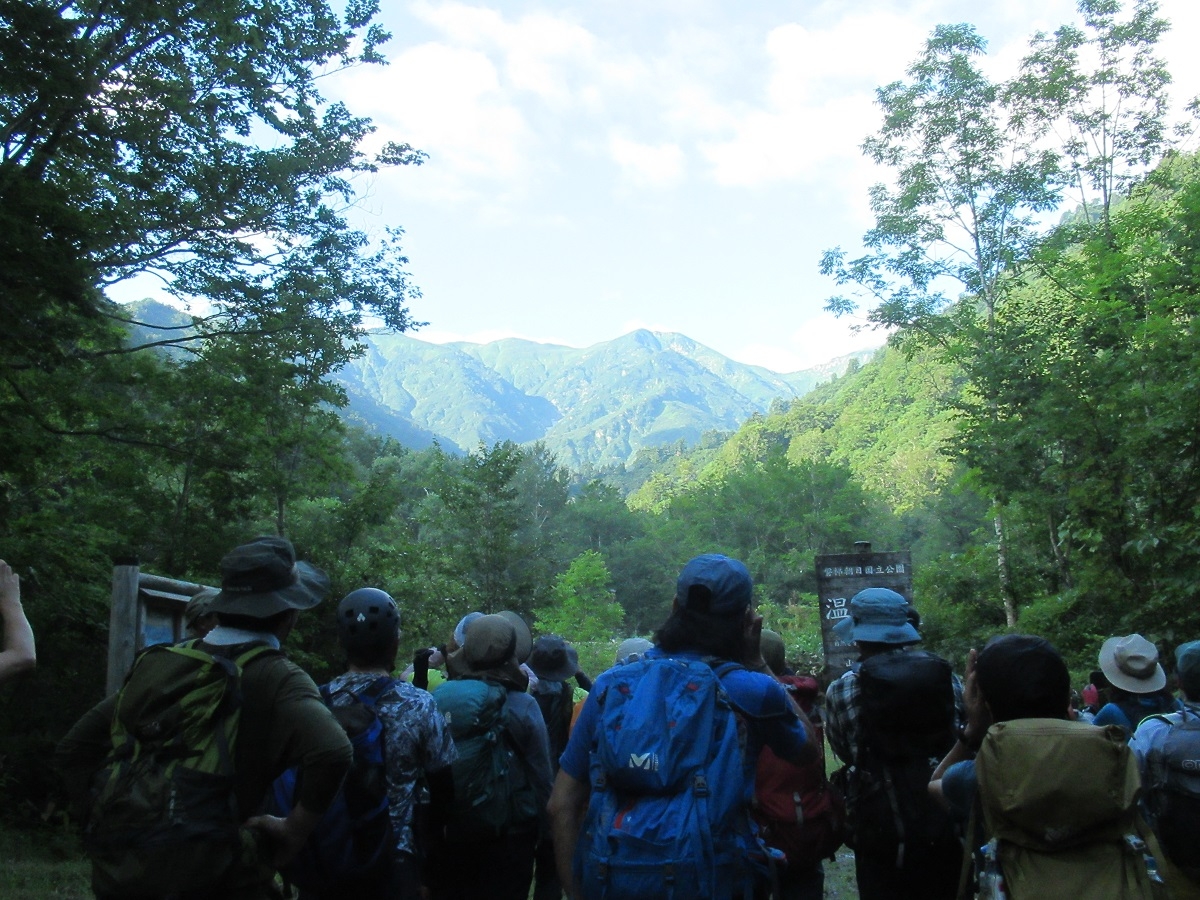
[134,0,1200,373]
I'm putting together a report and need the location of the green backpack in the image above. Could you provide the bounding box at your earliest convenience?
[974,719,1167,900]
[433,678,539,842]
[84,640,277,896]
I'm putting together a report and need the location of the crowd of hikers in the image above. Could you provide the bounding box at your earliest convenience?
[0,536,1188,898]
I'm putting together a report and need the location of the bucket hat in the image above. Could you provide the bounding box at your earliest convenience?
[498,610,533,663]
[208,536,329,618]
[676,554,752,616]
[1099,634,1166,694]
[528,635,579,682]
[836,588,920,646]
[463,614,518,671]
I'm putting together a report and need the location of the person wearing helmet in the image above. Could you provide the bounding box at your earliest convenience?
[326,587,458,899]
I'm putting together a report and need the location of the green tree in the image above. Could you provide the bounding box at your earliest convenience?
[536,551,625,644]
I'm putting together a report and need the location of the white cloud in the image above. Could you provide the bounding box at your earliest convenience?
[731,312,887,372]
[608,136,686,187]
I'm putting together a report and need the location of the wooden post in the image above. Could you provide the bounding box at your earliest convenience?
[108,558,141,696]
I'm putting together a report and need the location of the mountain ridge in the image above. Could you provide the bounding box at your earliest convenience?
[342,329,878,469]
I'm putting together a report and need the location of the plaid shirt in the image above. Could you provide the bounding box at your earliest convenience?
[825,650,965,766]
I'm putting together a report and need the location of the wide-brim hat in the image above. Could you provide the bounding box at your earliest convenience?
[1099,634,1166,694]
[528,635,579,682]
[463,614,519,671]
[208,536,329,618]
[841,588,921,646]
[498,610,533,663]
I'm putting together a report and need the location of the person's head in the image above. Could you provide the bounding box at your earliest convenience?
[615,637,653,666]
[760,629,787,676]
[336,587,400,670]
[832,588,921,657]
[975,634,1071,722]
[528,635,579,682]
[1099,634,1167,696]
[655,554,753,659]
[1175,640,1200,701]
[461,614,521,674]
[184,588,219,639]
[207,536,329,637]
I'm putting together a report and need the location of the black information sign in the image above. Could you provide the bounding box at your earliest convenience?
[815,548,913,677]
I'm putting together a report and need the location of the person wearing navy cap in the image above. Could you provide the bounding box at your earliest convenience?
[548,553,818,899]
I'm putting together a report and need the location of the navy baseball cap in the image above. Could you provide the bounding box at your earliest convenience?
[676,554,753,616]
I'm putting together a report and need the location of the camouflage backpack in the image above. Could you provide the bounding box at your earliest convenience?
[84,640,277,896]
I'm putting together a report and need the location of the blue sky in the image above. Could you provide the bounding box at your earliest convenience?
[124,1,1200,372]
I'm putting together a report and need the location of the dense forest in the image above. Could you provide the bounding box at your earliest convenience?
[3,0,1200,824]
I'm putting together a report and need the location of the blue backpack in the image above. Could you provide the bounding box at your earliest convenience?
[270,676,394,892]
[576,656,760,900]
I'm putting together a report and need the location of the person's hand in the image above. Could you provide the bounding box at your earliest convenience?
[428,647,445,668]
[244,806,319,867]
[0,561,19,608]
[962,648,991,745]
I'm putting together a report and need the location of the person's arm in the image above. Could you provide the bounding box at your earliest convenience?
[243,803,324,867]
[0,561,35,683]
[739,609,820,765]
[930,648,987,809]
[547,769,590,900]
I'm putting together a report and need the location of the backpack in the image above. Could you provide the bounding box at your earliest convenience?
[83,640,277,897]
[533,680,574,773]
[269,676,395,892]
[1141,707,1200,881]
[846,650,957,860]
[753,675,846,871]
[433,678,539,842]
[576,656,759,900]
[975,718,1166,900]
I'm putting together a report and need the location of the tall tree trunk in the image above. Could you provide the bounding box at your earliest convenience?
[995,511,1018,627]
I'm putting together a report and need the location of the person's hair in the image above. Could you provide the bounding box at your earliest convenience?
[654,605,741,659]
[215,609,293,633]
[345,635,399,671]
[976,634,1070,722]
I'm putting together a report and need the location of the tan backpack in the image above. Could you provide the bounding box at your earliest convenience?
[973,719,1166,900]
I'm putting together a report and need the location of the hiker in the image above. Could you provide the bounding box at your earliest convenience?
[753,629,843,900]
[613,636,652,666]
[825,587,962,900]
[548,553,818,900]
[56,536,353,900]
[1131,639,1200,897]
[310,587,458,899]
[1093,633,1180,735]
[428,613,553,900]
[183,587,219,640]
[930,634,1163,900]
[528,634,589,900]
[0,558,35,684]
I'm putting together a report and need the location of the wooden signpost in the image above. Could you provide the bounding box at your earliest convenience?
[106,558,214,695]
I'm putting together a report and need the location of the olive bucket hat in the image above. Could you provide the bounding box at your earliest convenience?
[207,536,330,618]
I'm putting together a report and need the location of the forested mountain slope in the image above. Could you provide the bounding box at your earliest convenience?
[340,330,874,469]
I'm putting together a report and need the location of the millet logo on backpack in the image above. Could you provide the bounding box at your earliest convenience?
[628,752,659,771]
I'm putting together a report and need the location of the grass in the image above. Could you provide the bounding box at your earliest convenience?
[0,821,865,899]
[0,824,91,900]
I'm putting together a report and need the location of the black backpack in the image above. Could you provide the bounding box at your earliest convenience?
[848,650,957,859]
[1142,706,1200,881]
[533,681,574,773]
[269,677,395,892]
